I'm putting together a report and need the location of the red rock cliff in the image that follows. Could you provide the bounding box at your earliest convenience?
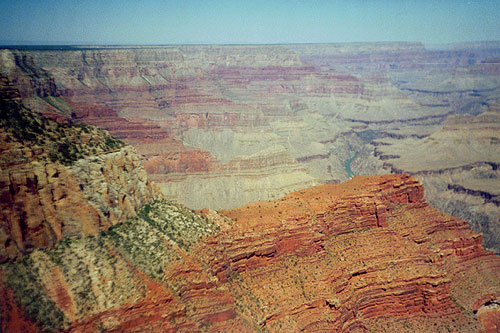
[2,174,498,332]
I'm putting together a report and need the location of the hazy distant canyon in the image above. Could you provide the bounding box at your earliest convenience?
[1,41,499,252]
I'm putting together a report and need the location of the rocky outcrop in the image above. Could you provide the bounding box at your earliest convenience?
[70,146,162,225]
[0,77,160,262]
[205,175,499,332]
[2,174,499,332]
[0,146,160,263]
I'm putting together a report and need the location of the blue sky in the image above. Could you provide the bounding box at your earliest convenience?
[0,0,499,45]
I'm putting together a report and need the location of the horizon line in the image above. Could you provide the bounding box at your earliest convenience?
[2,40,500,49]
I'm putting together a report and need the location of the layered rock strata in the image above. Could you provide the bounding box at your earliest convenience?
[0,77,160,262]
[1,174,499,332]
[1,42,500,251]
[0,145,159,262]
[374,105,500,252]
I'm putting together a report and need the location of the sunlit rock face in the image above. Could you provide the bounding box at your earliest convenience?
[1,174,499,332]
[1,42,500,251]
[0,75,161,262]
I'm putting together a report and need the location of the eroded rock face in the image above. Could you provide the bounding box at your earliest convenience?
[374,107,500,252]
[1,161,100,261]
[70,146,161,225]
[0,76,161,262]
[0,146,160,262]
[1,175,499,332]
[1,42,500,251]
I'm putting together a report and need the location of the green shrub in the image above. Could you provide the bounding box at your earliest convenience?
[4,257,67,332]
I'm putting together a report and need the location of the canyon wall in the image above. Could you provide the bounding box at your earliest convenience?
[0,75,160,262]
[1,174,499,332]
[1,67,499,330]
[1,42,499,252]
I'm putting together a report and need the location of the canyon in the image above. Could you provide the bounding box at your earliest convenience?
[1,42,500,332]
[1,163,500,331]
[0,42,499,253]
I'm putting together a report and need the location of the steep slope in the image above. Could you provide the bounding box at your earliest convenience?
[1,174,499,332]
[0,74,160,262]
[0,46,320,210]
[2,44,500,332]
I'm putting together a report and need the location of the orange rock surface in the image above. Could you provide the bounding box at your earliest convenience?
[0,82,161,261]
[3,174,498,332]
[143,150,217,174]
[204,174,500,331]
[0,272,38,333]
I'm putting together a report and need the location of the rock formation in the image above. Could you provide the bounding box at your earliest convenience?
[1,42,499,254]
[1,174,499,332]
[1,70,499,330]
[374,106,500,252]
[0,75,160,262]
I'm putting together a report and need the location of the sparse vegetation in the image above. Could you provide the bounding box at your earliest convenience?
[0,96,124,165]
[102,200,220,281]
[4,256,67,332]
[1,199,221,331]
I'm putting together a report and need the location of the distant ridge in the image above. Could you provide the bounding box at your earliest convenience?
[2,40,500,51]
